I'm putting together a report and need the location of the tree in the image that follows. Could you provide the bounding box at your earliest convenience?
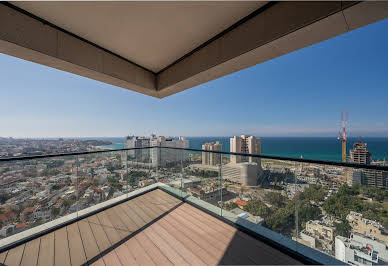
[322,184,387,225]
[335,219,351,238]
[297,202,321,229]
[297,184,326,202]
[51,207,60,217]
[264,207,294,235]
[244,199,271,218]
[224,202,238,211]
[41,168,60,177]
[265,192,287,208]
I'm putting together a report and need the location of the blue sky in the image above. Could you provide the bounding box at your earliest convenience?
[1,18,388,138]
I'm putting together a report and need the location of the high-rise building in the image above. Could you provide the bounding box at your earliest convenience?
[349,141,371,165]
[349,140,388,189]
[123,135,189,167]
[150,136,189,167]
[230,135,261,164]
[202,141,222,166]
[223,135,262,186]
[125,136,151,163]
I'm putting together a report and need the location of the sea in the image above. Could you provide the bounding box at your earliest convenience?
[92,137,388,163]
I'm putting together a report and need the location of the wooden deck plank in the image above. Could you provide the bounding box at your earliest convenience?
[173,205,257,265]
[90,258,105,266]
[77,220,101,261]
[54,227,71,266]
[158,218,218,265]
[105,208,131,239]
[152,223,206,265]
[102,251,122,266]
[167,208,245,265]
[146,190,179,211]
[20,238,40,266]
[113,244,138,266]
[96,211,122,245]
[4,244,25,266]
[37,232,54,266]
[143,226,188,266]
[180,203,301,265]
[162,211,239,265]
[135,195,213,265]
[131,198,154,221]
[128,197,156,223]
[0,251,8,265]
[153,189,181,205]
[110,205,139,232]
[135,233,172,266]
[134,194,165,217]
[124,237,156,266]
[176,205,238,239]
[123,196,177,265]
[169,207,234,246]
[67,222,87,266]
[87,215,111,253]
[0,190,303,266]
[150,189,184,210]
[119,202,146,228]
[174,206,237,242]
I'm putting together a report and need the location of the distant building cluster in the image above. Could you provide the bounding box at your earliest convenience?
[0,138,111,158]
[123,135,189,167]
[199,135,262,186]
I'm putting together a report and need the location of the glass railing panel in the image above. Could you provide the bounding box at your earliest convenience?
[292,161,350,258]
[74,151,128,213]
[1,146,387,264]
[222,156,298,241]
[0,148,163,248]
[165,148,222,215]
[122,147,155,193]
[290,161,388,264]
[0,154,78,240]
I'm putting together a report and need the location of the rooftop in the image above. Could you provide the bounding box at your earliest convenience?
[0,188,302,265]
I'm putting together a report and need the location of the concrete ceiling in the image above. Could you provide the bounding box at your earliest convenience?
[11,1,266,72]
[1,1,388,98]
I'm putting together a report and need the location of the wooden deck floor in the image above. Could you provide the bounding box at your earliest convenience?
[0,189,302,265]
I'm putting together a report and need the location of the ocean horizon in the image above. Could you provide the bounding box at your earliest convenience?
[93,136,388,163]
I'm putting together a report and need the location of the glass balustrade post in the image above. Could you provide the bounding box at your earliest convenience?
[75,155,79,218]
[294,161,299,253]
[124,150,129,198]
[157,144,161,181]
[219,152,223,217]
[180,148,184,199]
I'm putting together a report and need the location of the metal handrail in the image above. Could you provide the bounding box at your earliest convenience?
[1,146,387,171]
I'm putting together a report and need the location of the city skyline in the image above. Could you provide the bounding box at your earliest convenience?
[1,18,388,138]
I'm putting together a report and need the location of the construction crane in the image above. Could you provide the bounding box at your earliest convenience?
[338,111,348,163]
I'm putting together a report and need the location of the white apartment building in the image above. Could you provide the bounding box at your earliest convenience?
[150,136,189,167]
[223,135,262,186]
[230,135,261,164]
[33,206,51,222]
[222,162,260,186]
[125,136,152,163]
[202,141,222,166]
[347,211,388,245]
[123,135,189,167]
[336,233,388,265]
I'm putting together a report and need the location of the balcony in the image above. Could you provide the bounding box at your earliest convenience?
[0,147,388,265]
